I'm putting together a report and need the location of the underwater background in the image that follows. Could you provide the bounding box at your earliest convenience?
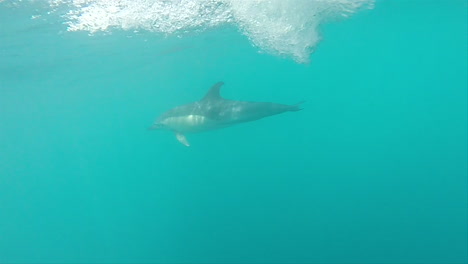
[0,0,467,263]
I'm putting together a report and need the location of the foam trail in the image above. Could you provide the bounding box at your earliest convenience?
[61,0,232,33]
[16,0,375,63]
[228,0,374,62]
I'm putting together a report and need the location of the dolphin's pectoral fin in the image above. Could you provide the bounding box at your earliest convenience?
[175,132,190,147]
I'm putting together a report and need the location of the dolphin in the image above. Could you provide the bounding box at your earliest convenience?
[149,82,303,146]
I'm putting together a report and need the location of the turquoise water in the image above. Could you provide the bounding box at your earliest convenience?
[0,0,467,263]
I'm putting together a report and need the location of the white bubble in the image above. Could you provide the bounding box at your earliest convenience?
[43,0,375,63]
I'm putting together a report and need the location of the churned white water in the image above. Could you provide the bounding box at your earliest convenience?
[39,0,374,63]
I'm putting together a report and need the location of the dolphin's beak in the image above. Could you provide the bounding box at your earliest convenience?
[148,123,163,130]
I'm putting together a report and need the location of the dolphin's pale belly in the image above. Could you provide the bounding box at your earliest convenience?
[161,114,223,133]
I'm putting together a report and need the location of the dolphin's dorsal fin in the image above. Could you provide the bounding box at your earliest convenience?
[201,82,224,101]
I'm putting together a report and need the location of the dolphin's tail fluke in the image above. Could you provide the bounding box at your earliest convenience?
[288,101,305,112]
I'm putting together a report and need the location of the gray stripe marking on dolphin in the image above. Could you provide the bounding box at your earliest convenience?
[149,82,303,146]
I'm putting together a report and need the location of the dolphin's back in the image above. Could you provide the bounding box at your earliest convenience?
[207,100,301,124]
